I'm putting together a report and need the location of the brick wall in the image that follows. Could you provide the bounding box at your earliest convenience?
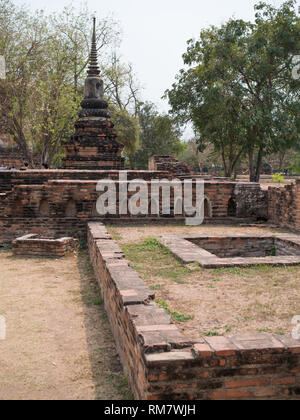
[268,180,300,231]
[0,179,238,220]
[88,222,300,400]
[0,176,265,246]
[0,170,168,193]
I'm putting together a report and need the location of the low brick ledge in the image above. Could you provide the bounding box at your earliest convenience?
[12,234,79,257]
[88,222,300,400]
[160,234,300,268]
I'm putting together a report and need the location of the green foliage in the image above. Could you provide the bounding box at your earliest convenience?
[131,102,185,169]
[166,1,300,181]
[272,173,285,183]
[110,105,140,161]
[270,244,277,256]
[202,330,219,337]
[0,0,140,167]
[289,153,300,174]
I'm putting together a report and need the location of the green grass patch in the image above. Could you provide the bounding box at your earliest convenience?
[149,284,163,290]
[156,299,193,323]
[121,238,191,282]
[202,329,220,337]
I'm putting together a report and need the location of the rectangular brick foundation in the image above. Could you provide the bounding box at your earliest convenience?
[88,222,300,400]
[12,234,79,257]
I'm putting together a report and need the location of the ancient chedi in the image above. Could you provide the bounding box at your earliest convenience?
[63,18,125,170]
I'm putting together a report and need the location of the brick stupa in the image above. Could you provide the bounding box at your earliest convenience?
[63,18,125,170]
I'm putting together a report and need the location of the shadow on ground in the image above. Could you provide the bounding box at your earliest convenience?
[76,248,133,400]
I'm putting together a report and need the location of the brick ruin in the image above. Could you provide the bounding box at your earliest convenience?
[0,147,24,169]
[0,136,24,169]
[62,18,124,171]
[12,234,79,257]
[160,233,300,268]
[88,222,300,400]
[149,155,194,176]
[0,19,299,400]
[0,175,273,246]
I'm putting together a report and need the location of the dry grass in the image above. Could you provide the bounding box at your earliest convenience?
[108,224,300,339]
[0,248,131,400]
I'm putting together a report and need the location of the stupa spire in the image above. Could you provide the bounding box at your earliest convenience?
[87,17,100,77]
[78,16,110,119]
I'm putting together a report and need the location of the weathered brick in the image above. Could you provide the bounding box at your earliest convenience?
[225,378,270,389]
[204,336,238,356]
[208,389,250,399]
[192,343,213,358]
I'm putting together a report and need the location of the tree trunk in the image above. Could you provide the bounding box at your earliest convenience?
[128,155,135,170]
[278,152,285,172]
[248,148,256,182]
[254,146,264,182]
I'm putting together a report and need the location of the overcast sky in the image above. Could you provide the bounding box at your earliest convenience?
[14,0,299,113]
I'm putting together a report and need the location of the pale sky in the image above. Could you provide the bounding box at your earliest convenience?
[14,0,299,113]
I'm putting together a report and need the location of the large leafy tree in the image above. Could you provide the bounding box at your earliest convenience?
[0,1,140,167]
[166,1,300,181]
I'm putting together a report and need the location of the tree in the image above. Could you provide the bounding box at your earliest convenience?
[0,1,140,167]
[106,54,143,167]
[110,105,140,169]
[50,5,121,97]
[178,140,223,173]
[166,1,300,181]
[104,53,141,116]
[131,102,185,170]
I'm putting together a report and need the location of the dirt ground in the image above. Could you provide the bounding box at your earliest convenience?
[0,249,131,400]
[108,224,300,339]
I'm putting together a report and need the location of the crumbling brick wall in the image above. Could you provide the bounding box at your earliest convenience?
[268,180,300,231]
[0,170,168,193]
[88,222,300,400]
[149,155,194,176]
[0,147,24,169]
[234,183,268,219]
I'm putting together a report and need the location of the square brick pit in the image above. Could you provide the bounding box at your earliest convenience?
[12,234,79,257]
[160,233,300,268]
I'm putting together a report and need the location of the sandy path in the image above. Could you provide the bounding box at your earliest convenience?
[0,250,130,400]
